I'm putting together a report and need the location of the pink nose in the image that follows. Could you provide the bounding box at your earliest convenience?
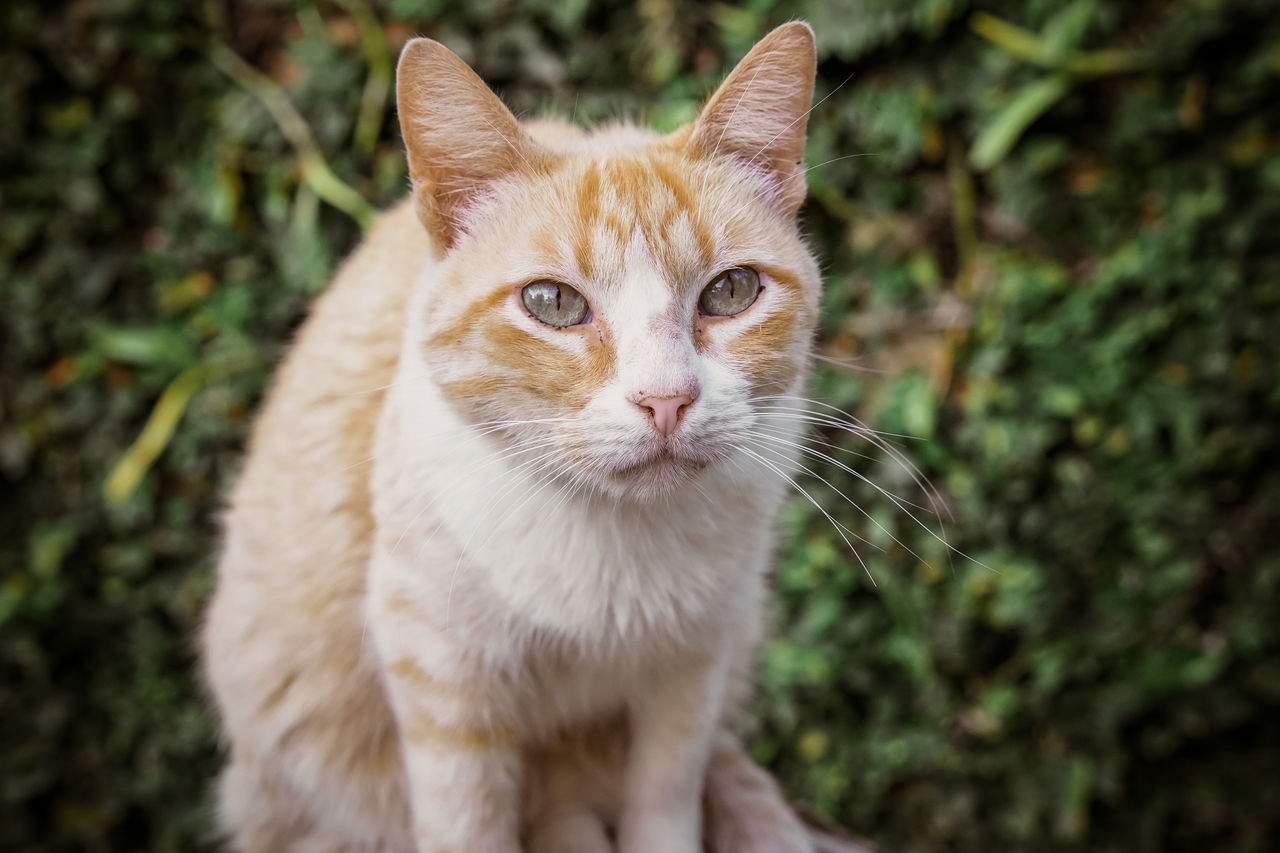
[631,391,698,438]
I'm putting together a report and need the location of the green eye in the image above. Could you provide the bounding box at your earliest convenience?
[521,281,589,327]
[699,266,761,317]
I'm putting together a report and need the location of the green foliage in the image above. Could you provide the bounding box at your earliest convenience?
[3,0,1278,851]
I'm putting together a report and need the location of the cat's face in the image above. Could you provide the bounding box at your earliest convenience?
[398,25,819,499]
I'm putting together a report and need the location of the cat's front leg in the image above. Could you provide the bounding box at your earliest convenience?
[617,651,731,853]
[391,685,523,853]
[370,584,523,853]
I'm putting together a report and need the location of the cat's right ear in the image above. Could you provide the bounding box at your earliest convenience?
[396,39,543,250]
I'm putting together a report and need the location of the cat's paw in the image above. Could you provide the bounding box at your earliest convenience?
[526,811,613,853]
[702,735,815,853]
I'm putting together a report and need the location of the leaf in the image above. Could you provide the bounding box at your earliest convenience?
[207,40,376,229]
[103,366,206,505]
[92,325,194,370]
[28,521,77,578]
[1041,0,1097,64]
[1057,755,1094,839]
[970,11,1144,75]
[970,74,1072,171]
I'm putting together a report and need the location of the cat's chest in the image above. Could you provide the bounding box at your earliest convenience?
[512,641,647,737]
[437,470,773,644]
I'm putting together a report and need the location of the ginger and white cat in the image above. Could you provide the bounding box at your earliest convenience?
[203,22,825,853]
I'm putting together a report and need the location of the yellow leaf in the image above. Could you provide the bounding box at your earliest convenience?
[104,366,206,505]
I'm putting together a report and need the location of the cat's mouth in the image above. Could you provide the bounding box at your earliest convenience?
[606,446,712,493]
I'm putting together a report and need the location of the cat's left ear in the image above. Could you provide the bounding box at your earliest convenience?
[685,22,816,216]
[396,38,545,249]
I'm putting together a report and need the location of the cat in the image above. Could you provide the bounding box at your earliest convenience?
[203,21,826,853]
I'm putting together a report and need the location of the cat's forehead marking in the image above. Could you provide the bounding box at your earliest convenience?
[563,152,716,290]
[569,160,603,281]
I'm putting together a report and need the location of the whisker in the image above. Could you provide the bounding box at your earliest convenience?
[751,421,878,465]
[737,441,882,552]
[744,437,926,567]
[800,151,886,176]
[343,454,378,473]
[370,438,560,655]
[430,447,564,588]
[748,435,993,574]
[737,445,877,586]
[755,408,935,469]
[394,443,554,560]
[753,396,951,518]
[340,418,572,473]
[753,420,937,516]
[688,473,716,508]
[750,434,952,553]
[756,394,928,441]
[433,438,569,566]
[699,49,778,201]
[335,375,431,396]
[743,72,857,170]
[750,426,929,513]
[752,404,924,441]
[810,352,889,375]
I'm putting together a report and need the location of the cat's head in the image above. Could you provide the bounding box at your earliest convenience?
[397,24,821,500]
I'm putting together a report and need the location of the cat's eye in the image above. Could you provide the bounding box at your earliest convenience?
[699,266,761,317]
[521,281,589,327]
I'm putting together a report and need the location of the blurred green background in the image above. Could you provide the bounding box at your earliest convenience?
[3,0,1279,850]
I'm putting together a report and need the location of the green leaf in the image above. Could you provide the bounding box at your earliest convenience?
[970,74,1072,171]
[1042,0,1097,64]
[91,325,195,371]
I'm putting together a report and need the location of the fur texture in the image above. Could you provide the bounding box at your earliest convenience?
[204,22,822,853]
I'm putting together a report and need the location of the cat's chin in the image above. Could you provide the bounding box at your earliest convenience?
[604,449,711,500]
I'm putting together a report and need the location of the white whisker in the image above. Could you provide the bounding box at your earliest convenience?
[750,426,927,512]
[743,72,856,169]
[811,352,889,375]
[801,152,885,176]
[750,401,991,572]
[752,436,987,571]
[335,375,432,396]
[737,445,877,585]
[753,396,950,518]
[699,49,777,201]
[744,437,926,567]
[752,403,923,441]
[341,418,573,473]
